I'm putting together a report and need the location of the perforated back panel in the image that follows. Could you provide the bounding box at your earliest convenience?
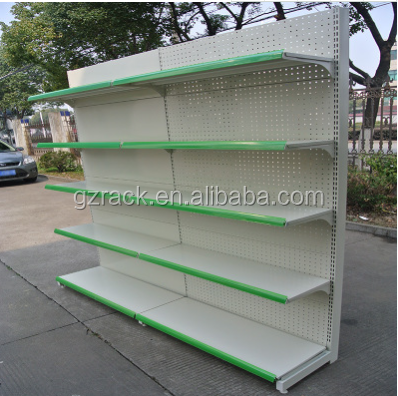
[187,277,329,345]
[172,150,333,208]
[161,9,342,347]
[159,11,335,68]
[73,9,347,351]
[165,68,333,142]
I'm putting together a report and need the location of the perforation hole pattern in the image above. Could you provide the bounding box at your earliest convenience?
[166,65,331,97]
[179,212,332,278]
[186,276,329,345]
[159,10,335,69]
[159,9,341,346]
[165,77,334,142]
[173,150,333,208]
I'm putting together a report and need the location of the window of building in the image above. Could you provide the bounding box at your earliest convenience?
[391,49,397,60]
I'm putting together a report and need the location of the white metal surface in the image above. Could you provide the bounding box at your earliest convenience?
[159,11,335,69]
[82,149,174,187]
[64,50,333,97]
[50,8,348,391]
[58,266,183,313]
[143,243,330,302]
[276,350,331,393]
[67,49,161,88]
[98,249,186,295]
[328,7,349,360]
[186,276,329,345]
[285,140,334,157]
[75,97,169,142]
[91,203,180,242]
[50,180,333,226]
[139,297,326,379]
[58,223,178,253]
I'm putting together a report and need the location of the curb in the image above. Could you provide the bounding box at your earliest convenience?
[346,221,397,239]
[38,173,83,182]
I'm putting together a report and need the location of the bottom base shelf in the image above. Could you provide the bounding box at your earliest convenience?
[57,266,327,383]
[56,266,183,316]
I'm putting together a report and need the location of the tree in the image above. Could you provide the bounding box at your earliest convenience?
[347,2,397,128]
[1,2,168,91]
[0,46,43,138]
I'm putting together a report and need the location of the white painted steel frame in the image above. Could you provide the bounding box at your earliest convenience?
[49,8,349,393]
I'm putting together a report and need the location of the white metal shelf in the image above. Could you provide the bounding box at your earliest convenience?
[140,243,330,303]
[56,223,330,303]
[55,223,178,257]
[37,139,335,157]
[57,266,183,316]
[28,50,334,103]
[137,297,327,381]
[46,180,334,227]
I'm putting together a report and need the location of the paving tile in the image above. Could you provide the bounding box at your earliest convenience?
[0,240,115,322]
[0,323,170,396]
[0,263,75,346]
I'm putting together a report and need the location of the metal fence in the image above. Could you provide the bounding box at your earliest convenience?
[348,87,397,167]
[28,119,52,143]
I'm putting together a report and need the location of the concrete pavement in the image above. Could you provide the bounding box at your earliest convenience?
[0,175,396,395]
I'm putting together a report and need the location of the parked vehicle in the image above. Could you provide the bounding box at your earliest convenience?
[0,140,38,183]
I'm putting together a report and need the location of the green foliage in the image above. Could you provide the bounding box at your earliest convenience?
[39,151,78,172]
[345,2,375,36]
[364,152,397,187]
[0,45,44,120]
[1,2,168,90]
[347,155,397,213]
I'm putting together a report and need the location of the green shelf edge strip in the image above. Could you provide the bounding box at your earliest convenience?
[56,276,136,318]
[37,142,120,149]
[45,184,286,227]
[138,197,286,227]
[139,253,287,304]
[37,141,287,150]
[54,228,139,258]
[55,226,287,302]
[58,272,277,381]
[113,50,284,86]
[28,50,284,102]
[122,141,287,150]
[28,81,112,102]
[136,313,277,383]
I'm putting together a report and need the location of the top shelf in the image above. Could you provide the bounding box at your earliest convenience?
[28,50,334,102]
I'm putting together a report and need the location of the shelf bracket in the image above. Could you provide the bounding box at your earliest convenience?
[147,85,166,97]
[315,144,335,158]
